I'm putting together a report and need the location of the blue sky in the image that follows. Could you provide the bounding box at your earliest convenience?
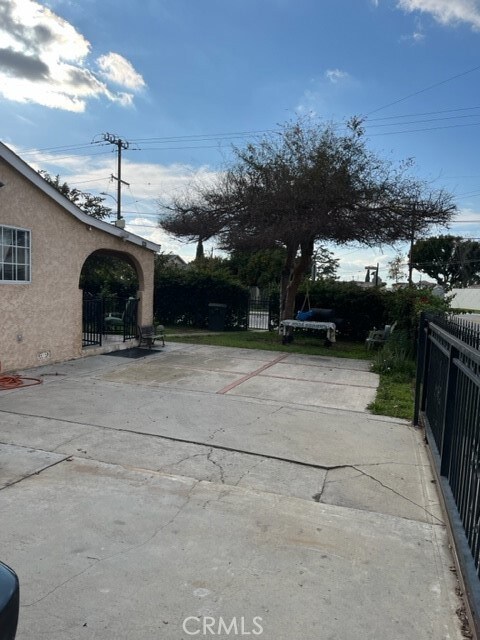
[2,0,480,283]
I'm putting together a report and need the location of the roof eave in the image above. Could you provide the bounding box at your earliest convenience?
[0,141,161,253]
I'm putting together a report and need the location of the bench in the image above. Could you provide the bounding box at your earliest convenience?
[137,324,165,348]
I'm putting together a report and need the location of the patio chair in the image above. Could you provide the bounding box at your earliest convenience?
[104,297,136,331]
[365,322,396,350]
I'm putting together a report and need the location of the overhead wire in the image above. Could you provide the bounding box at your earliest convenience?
[365,63,480,116]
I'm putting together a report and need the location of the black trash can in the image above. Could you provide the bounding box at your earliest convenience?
[208,303,227,331]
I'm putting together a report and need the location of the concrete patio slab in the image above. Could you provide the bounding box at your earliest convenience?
[0,343,466,639]
[0,443,66,488]
[0,458,462,640]
[226,374,377,411]
[0,378,415,467]
[282,353,372,371]
[138,350,275,374]
[32,423,327,502]
[261,361,378,387]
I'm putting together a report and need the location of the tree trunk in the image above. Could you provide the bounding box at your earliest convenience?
[279,244,296,323]
[280,239,313,322]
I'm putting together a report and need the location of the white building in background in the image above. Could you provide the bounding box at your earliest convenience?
[450,286,480,311]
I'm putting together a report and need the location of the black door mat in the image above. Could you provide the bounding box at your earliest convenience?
[104,348,161,359]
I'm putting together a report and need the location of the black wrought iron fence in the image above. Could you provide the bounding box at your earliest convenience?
[82,298,103,347]
[83,296,138,345]
[414,312,480,632]
[103,297,138,340]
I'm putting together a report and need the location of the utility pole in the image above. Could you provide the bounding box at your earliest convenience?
[102,133,130,224]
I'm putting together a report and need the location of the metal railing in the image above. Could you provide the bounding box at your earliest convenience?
[82,298,103,347]
[247,294,277,330]
[83,297,138,346]
[415,312,480,632]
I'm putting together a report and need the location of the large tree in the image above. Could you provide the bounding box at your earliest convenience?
[411,235,480,290]
[39,170,112,220]
[160,119,455,320]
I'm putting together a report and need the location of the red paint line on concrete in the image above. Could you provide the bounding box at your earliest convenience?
[216,354,288,394]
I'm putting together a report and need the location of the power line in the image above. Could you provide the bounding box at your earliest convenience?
[366,63,480,116]
[367,120,480,137]
[20,141,107,154]
[134,144,231,152]
[365,113,480,130]
[130,128,276,143]
[366,105,480,122]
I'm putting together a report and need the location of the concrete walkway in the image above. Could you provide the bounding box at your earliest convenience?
[0,343,464,639]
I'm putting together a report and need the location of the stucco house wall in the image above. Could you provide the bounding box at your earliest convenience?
[0,146,159,372]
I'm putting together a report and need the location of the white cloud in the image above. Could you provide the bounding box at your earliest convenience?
[296,71,355,115]
[325,68,349,84]
[411,29,426,40]
[400,17,426,42]
[12,144,219,258]
[97,52,145,91]
[0,0,146,111]
[397,0,480,30]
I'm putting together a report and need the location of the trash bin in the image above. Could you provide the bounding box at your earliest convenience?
[208,303,227,331]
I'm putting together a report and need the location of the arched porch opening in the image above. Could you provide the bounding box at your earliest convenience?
[79,249,146,347]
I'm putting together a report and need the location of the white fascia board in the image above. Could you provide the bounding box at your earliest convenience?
[0,141,161,253]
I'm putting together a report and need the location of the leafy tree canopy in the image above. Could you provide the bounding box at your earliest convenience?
[388,253,407,283]
[159,118,455,320]
[39,170,112,220]
[80,254,137,297]
[411,235,480,290]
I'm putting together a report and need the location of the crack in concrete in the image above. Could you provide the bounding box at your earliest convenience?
[0,415,442,524]
[159,451,210,471]
[234,458,266,487]
[0,455,70,492]
[0,409,410,472]
[207,448,225,484]
[50,433,89,452]
[349,465,444,525]
[22,479,200,609]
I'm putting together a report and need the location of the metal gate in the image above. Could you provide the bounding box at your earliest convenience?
[103,297,138,341]
[82,297,139,346]
[82,298,103,347]
[247,294,276,330]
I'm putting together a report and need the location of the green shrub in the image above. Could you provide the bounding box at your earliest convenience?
[382,287,449,336]
[294,281,450,343]
[371,330,416,381]
[295,281,388,339]
[154,265,249,330]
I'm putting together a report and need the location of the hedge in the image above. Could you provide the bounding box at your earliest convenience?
[154,268,249,330]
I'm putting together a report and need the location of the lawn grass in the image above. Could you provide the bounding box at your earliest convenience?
[167,329,371,360]
[367,373,415,421]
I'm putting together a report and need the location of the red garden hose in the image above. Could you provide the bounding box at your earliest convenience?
[0,374,43,390]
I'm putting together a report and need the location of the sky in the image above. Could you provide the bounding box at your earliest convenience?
[1,0,480,284]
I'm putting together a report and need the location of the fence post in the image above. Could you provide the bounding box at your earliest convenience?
[440,344,459,477]
[414,312,428,426]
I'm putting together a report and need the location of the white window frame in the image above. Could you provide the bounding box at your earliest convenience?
[0,225,31,284]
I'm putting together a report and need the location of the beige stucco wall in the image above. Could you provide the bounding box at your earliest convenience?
[0,159,156,372]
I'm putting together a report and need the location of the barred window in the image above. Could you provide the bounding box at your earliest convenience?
[0,226,31,283]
